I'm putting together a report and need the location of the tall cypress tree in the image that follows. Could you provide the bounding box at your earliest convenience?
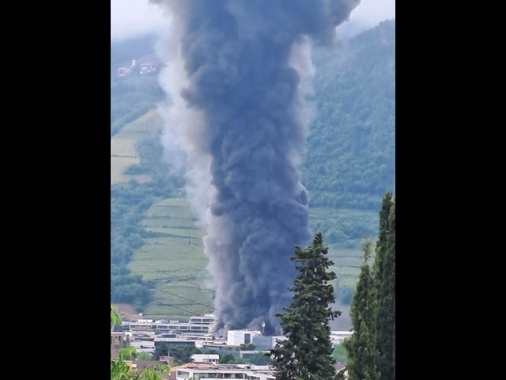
[270,233,341,380]
[375,198,395,380]
[373,192,393,292]
[343,241,380,380]
[343,192,395,380]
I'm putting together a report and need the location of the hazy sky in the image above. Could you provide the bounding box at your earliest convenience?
[111,0,395,41]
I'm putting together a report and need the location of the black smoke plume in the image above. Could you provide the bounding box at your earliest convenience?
[151,0,360,335]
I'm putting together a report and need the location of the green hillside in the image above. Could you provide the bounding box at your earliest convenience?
[302,19,395,212]
[128,197,214,320]
[110,20,395,320]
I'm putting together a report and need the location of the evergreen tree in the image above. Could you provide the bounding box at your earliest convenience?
[373,192,393,287]
[270,233,341,380]
[343,241,380,380]
[374,197,395,380]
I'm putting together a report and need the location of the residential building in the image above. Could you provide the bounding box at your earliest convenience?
[170,363,276,380]
[191,354,220,364]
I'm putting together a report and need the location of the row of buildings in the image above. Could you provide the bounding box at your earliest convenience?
[111,313,352,379]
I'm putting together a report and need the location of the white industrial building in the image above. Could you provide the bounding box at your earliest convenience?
[227,330,262,346]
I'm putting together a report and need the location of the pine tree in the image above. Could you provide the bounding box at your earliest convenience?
[374,197,395,380]
[270,233,341,380]
[343,241,380,380]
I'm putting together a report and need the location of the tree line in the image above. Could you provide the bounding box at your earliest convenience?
[301,20,395,212]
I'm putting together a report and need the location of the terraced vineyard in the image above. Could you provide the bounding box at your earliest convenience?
[128,197,215,320]
[111,108,162,184]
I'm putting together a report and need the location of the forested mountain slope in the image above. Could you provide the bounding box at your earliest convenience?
[302,19,395,211]
[111,34,165,137]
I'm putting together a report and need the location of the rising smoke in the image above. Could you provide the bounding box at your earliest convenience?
[151,0,360,335]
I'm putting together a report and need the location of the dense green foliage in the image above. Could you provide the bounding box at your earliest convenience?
[136,353,154,361]
[219,354,248,364]
[343,192,395,379]
[111,305,122,328]
[111,357,169,380]
[332,344,348,363]
[302,20,395,211]
[111,180,155,309]
[152,343,202,365]
[309,207,378,248]
[343,242,380,380]
[271,233,340,379]
[247,352,273,365]
[111,74,165,137]
[239,343,256,351]
[373,193,395,380]
[151,344,170,361]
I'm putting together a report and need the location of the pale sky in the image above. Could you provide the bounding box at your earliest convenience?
[111,0,395,41]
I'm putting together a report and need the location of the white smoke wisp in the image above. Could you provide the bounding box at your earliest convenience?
[288,37,317,167]
[156,28,215,228]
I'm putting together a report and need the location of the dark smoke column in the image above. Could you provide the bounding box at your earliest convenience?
[151,0,360,334]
